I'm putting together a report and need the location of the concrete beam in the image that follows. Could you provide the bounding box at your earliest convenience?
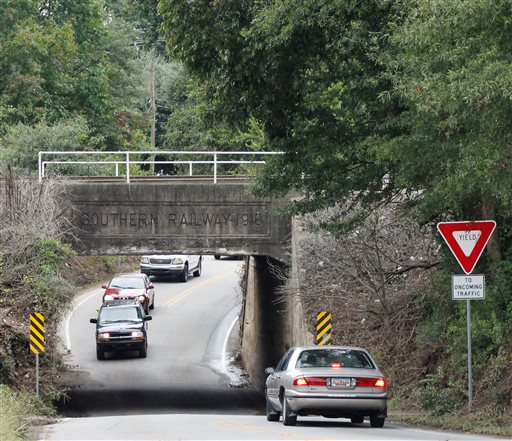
[60,180,291,262]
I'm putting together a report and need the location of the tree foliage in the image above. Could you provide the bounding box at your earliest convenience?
[159,0,399,213]
[0,117,101,174]
[384,0,512,223]
[159,0,512,227]
[0,0,149,151]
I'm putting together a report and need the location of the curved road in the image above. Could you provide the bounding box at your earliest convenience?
[39,257,504,440]
[51,256,261,416]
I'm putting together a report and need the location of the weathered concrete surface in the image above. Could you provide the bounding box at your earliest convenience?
[60,180,291,262]
[287,217,314,347]
[240,221,313,391]
[241,256,289,390]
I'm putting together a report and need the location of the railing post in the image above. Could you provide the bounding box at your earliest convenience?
[115,162,119,177]
[214,152,217,184]
[38,152,42,183]
[126,152,130,183]
[189,162,193,176]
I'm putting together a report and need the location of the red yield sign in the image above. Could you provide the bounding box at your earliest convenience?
[437,220,496,275]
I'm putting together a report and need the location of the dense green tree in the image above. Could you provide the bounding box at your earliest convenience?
[105,0,164,53]
[159,0,400,214]
[160,64,256,152]
[159,0,512,231]
[0,117,102,174]
[385,0,512,226]
[0,0,78,127]
[0,0,148,150]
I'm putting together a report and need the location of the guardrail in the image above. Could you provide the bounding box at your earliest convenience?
[38,150,283,183]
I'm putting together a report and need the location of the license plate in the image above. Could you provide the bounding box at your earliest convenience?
[329,377,354,388]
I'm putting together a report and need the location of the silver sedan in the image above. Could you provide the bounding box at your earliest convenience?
[265,346,388,427]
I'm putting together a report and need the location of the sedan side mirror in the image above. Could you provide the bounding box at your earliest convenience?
[101,284,107,289]
[148,284,154,289]
[144,316,152,321]
[89,318,97,324]
[265,367,275,375]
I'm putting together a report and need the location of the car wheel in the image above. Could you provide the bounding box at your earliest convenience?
[351,416,364,424]
[149,296,155,310]
[180,264,189,282]
[214,255,221,260]
[96,348,105,360]
[370,414,385,428]
[193,260,201,277]
[139,343,147,358]
[282,397,297,426]
[266,397,280,422]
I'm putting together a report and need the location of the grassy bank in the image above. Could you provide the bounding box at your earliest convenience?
[0,385,55,441]
[389,398,512,437]
[0,250,139,441]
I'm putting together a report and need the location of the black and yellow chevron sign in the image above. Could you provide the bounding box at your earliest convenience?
[30,313,45,355]
[316,311,333,346]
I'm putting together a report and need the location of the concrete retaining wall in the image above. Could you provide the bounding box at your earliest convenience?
[240,219,313,391]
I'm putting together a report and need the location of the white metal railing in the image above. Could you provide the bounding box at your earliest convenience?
[38,150,284,183]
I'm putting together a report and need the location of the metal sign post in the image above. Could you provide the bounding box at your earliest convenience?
[451,274,485,411]
[466,300,472,410]
[35,353,40,397]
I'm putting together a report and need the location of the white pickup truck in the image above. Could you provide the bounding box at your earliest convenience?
[140,254,202,282]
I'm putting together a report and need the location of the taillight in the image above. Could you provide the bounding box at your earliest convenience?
[293,377,327,386]
[294,377,308,386]
[356,377,388,389]
[374,378,387,388]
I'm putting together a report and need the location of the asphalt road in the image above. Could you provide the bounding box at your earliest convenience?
[37,256,505,440]
[49,256,261,416]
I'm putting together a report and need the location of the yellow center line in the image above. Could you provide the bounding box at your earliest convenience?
[215,419,342,440]
[163,269,237,308]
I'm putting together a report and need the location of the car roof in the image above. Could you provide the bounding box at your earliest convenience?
[292,346,369,352]
[103,299,141,307]
[111,273,146,278]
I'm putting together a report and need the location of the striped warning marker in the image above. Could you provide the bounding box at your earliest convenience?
[316,311,333,346]
[30,313,45,355]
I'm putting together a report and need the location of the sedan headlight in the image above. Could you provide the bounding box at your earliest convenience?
[103,295,114,301]
[141,257,149,264]
[172,258,184,264]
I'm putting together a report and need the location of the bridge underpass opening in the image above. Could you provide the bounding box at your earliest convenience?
[55,253,289,417]
[28,177,298,415]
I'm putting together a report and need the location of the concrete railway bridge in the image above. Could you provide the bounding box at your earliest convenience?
[36,151,311,389]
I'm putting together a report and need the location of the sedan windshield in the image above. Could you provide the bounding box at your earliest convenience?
[109,277,145,289]
[296,349,375,369]
[99,307,142,324]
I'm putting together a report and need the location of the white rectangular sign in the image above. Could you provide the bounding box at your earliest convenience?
[451,275,485,300]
